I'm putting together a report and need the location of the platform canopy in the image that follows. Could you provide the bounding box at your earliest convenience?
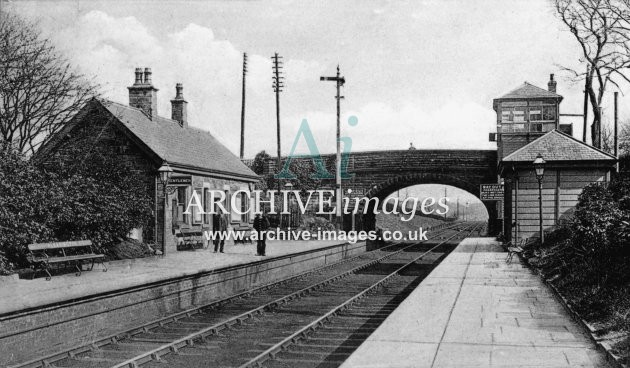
[499,129,616,174]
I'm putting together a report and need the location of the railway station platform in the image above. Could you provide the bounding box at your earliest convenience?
[340,237,610,368]
[0,239,346,315]
[1,238,365,366]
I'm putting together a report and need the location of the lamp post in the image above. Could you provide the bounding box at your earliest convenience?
[158,163,173,255]
[533,154,546,243]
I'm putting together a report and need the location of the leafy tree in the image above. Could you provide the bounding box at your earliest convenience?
[251,150,326,193]
[251,150,271,176]
[0,11,98,155]
[0,140,152,268]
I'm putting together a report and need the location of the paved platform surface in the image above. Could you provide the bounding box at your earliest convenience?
[0,239,345,316]
[341,237,610,368]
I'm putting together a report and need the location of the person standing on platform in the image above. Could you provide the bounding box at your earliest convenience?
[213,211,227,253]
[253,211,270,256]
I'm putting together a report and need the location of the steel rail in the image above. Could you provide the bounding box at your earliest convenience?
[9,223,462,368]
[9,232,434,368]
[238,223,480,368]
[107,224,466,368]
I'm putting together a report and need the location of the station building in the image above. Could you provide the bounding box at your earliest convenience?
[495,75,617,242]
[37,68,260,253]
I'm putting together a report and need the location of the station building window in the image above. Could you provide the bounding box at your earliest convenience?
[240,192,249,223]
[499,103,556,133]
[192,188,203,225]
[230,190,240,223]
[175,186,189,225]
[204,188,212,225]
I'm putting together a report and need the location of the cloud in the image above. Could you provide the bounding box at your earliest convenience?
[50,10,496,159]
[283,100,496,156]
[51,11,329,152]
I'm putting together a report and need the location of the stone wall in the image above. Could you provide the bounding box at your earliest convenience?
[255,149,500,233]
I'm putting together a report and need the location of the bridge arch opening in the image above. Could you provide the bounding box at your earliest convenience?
[357,173,495,234]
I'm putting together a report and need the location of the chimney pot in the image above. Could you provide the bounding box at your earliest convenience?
[175,83,183,99]
[548,73,557,93]
[134,68,143,84]
[144,67,152,85]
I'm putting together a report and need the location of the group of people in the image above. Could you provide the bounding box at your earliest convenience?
[211,211,270,257]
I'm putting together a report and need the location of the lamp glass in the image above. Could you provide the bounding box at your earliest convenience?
[533,155,546,179]
[158,164,173,185]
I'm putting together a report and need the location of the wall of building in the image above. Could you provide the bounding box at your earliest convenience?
[156,175,254,253]
[510,168,608,241]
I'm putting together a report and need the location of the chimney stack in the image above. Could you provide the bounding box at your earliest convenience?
[548,73,557,93]
[171,83,188,128]
[128,67,158,120]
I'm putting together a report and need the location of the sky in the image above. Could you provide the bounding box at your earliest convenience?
[3,0,627,158]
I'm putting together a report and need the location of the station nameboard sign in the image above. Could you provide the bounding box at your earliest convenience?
[170,176,192,186]
[480,184,504,201]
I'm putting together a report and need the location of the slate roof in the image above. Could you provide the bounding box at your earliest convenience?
[497,82,563,100]
[502,129,616,163]
[101,99,258,180]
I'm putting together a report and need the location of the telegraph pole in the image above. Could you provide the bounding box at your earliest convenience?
[320,65,345,230]
[240,52,247,159]
[615,91,619,173]
[272,53,284,216]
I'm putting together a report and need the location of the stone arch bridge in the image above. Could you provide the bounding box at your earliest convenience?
[251,149,499,234]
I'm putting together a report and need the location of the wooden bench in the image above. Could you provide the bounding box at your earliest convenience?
[234,226,253,244]
[27,240,107,280]
[506,238,527,264]
[177,228,206,250]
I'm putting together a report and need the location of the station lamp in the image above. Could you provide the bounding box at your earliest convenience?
[157,163,173,255]
[158,163,173,187]
[533,154,546,181]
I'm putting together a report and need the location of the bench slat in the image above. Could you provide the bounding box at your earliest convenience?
[33,254,104,263]
[28,240,92,250]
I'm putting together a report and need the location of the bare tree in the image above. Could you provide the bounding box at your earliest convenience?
[617,119,630,153]
[553,0,630,148]
[601,122,615,153]
[0,11,98,155]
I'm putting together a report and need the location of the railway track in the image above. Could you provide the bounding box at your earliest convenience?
[13,222,481,368]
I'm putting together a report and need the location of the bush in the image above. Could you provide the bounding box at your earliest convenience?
[43,143,152,248]
[0,146,57,266]
[571,183,620,252]
[301,215,336,232]
[102,238,154,260]
[527,177,630,342]
[0,144,152,268]
[0,250,13,275]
